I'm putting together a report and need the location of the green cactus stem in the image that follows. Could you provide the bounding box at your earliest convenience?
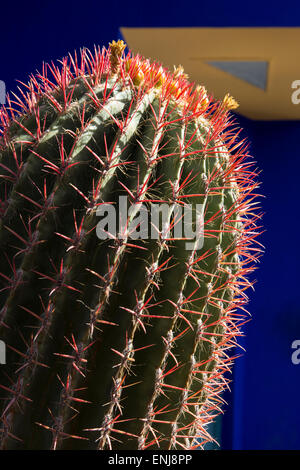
[0,40,262,450]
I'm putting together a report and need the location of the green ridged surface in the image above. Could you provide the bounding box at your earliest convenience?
[0,50,259,450]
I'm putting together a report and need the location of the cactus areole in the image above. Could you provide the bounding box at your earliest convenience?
[0,41,262,450]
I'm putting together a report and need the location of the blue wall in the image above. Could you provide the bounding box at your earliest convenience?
[1,0,300,450]
[2,0,300,98]
[227,118,300,450]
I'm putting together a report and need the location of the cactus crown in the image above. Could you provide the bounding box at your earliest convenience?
[0,40,262,450]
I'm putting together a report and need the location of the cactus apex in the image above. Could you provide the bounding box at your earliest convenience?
[109,39,127,74]
[173,64,188,80]
[222,93,239,111]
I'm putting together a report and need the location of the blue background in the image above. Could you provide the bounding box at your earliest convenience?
[1,0,300,450]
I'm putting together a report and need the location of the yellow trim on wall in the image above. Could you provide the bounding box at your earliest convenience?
[121,28,300,120]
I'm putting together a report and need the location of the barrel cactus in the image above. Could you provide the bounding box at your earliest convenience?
[0,40,261,450]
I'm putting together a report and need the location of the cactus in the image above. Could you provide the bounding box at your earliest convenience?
[0,40,262,450]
